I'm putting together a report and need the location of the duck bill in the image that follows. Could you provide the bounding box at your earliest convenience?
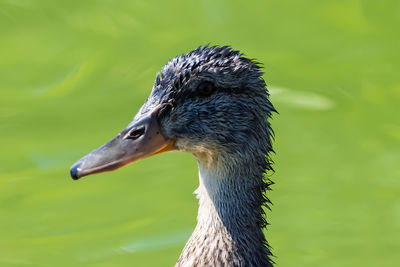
[70,106,175,180]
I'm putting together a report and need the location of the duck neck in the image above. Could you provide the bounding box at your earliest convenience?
[176,153,273,266]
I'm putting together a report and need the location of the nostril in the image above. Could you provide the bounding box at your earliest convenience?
[126,127,145,140]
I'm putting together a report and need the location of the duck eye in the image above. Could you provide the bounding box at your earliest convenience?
[197,81,215,97]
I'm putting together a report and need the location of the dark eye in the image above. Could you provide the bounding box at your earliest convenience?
[197,81,215,97]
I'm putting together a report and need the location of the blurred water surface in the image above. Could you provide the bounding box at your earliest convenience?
[0,0,399,266]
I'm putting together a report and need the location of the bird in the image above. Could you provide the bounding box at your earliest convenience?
[70,45,276,267]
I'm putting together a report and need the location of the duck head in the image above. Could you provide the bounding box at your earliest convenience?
[70,45,275,180]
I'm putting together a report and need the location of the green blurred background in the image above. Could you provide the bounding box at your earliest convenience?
[0,0,399,266]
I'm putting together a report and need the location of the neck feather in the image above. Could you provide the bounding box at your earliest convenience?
[176,152,273,267]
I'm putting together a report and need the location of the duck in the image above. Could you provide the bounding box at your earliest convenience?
[70,45,276,267]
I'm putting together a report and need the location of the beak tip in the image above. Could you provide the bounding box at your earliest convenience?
[70,163,81,180]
